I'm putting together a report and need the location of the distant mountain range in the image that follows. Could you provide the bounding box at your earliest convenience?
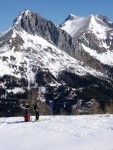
[0,10,113,116]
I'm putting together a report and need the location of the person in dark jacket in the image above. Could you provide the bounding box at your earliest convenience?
[33,103,39,121]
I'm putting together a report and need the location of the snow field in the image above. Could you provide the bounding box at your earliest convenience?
[0,115,113,150]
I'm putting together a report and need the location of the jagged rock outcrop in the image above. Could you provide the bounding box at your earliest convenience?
[13,10,77,55]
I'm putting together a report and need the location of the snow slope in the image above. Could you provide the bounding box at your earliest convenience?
[0,115,113,150]
[60,14,111,39]
[0,28,103,80]
[60,14,91,36]
[82,44,113,66]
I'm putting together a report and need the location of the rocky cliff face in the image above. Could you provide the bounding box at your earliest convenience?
[13,10,77,55]
[0,10,113,116]
[60,14,113,75]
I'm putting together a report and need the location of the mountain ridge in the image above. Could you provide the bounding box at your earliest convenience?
[0,10,113,116]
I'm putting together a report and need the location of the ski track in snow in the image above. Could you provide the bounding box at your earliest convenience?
[0,115,113,150]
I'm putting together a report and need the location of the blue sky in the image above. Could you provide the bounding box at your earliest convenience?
[0,0,113,32]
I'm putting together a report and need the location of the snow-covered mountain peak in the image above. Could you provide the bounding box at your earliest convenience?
[60,15,91,36]
[13,9,42,27]
[13,9,52,36]
[65,14,78,22]
[60,13,113,39]
[13,10,28,25]
[24,9,31,15]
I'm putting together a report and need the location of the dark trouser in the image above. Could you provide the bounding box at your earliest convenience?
[35,111,39,120]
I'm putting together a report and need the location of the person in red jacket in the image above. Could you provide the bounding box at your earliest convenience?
[21,103,30,122]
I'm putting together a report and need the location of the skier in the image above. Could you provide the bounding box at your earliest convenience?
[21,103,30,122]
[33,103,39,121]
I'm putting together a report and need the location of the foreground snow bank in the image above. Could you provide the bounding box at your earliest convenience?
[0,115,113,150]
